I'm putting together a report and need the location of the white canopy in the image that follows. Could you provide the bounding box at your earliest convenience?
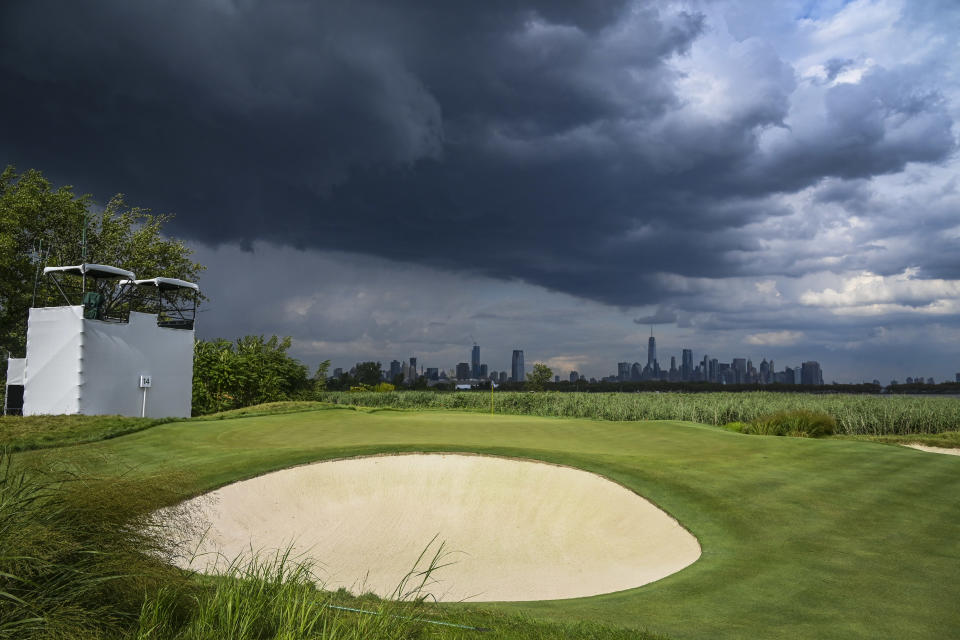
[44,264,136,280]
[119,277,199,292]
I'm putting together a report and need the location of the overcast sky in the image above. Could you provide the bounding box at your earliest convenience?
[2,0,959,382]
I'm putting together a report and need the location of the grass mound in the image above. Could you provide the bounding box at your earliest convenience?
[0,415,178,452]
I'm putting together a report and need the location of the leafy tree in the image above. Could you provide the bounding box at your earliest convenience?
[0,166,204,363]
[313,359,331,393]
[354,361,383,387]
[191,335,312,415]
[526,363,553,391]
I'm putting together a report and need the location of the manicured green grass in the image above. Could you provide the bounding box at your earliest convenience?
[17,405,960,639]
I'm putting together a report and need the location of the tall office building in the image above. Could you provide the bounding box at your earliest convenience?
[732,358,747,384]
[681,349,693,381]
[618,362,630,381]
[479,363,488,378]
[456,362,471,380]
[389,360,402,379]
[511,350,525,382]
[409,357,417,373]
[569,371,580,383]
[647,330,657,367]
[801,361,823,385]
[759,359,770,384]
[471,345,480,378]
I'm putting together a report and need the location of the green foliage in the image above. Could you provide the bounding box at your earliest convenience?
[373,382,396,392]
[525,363,553,391]
[353,361,384,387]
[741,410,837,437]
[312,359,331,393]
[317,390,960,435]
[192,336,311,415]
[0,166,204,360]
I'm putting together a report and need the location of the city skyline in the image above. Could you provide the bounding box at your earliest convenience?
[325,329,959,387]
[2,1,958,384]
[329,334,947,387]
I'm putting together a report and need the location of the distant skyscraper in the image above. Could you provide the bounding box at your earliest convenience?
[425,367,439,380]
[409,357,417,372]
[732,358,747,384]
[681,349,693,381]
[456,362,471,380]
[569,371,579,383]
[499,371,507,383]
[618,362,630,381]
[647,329,657,367]
[479,364,488,378]
[759,359,770,384]
[801,361,823,385]
[511,350,525,382]
[389,360,402,379]
[471,345,480,378]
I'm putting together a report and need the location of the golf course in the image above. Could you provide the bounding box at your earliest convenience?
[8,402,960,639]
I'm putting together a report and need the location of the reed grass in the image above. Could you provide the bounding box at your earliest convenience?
[0,452,191,640]
[318,391,960,435]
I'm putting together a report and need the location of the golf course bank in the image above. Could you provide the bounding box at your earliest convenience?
[7,403,959,639]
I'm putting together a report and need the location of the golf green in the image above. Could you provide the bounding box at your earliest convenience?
[31,406,960,639]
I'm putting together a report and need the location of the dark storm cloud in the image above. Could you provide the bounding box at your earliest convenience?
[0,0,956,309]
[633,307,678,324]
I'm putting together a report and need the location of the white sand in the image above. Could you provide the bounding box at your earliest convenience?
[903,444,960,457]
[176,453,701,602]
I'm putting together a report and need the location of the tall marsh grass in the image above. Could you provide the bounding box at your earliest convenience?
[0,453,190,639]
[318,390,960,435]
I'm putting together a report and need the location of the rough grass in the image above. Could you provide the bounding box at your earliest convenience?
[318,390,960,435]
[845,430,960,448]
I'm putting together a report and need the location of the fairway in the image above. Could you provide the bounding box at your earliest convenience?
[31,405,960,640]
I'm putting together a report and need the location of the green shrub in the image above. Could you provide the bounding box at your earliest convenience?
[721,421,751,433]
[745,410,837,438]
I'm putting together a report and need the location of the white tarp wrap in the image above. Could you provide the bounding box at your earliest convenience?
[5,358,25,385]
[23,306,193,418]
[24,307,83,415]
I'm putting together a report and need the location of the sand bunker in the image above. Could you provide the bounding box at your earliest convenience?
[903,444,960,457]
[176,453,701,602]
